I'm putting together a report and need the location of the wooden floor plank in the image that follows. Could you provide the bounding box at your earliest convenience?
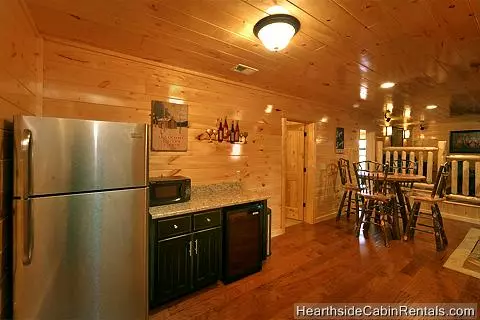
[150,218,480,320]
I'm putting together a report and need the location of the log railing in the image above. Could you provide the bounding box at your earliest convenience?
[446,154,480,201]
[375,141,480,204]
[376,141,446,184]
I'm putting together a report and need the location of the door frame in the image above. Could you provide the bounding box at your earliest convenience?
[281,118,317,231]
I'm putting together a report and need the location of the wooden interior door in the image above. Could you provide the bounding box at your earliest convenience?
[285,122,305,221]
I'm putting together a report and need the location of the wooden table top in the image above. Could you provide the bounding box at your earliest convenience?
[378,173,426,182]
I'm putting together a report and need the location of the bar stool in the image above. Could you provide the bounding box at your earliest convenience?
[336,158,360,223]
[354,161,396,247]
[404,163,449,251]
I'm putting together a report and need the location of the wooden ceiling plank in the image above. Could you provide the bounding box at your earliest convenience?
[28,0,282,71]
[427,0,480,42]
[24,0,480,123]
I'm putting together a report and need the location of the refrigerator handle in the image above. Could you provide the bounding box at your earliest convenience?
[21,129,32,198]
[23,199,34,265]
[20,129,34,265]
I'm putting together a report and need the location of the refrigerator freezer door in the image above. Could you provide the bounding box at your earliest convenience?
[14,116,147,197]
[13,188,148,320]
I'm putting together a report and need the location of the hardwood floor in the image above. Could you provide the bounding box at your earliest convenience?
[150,218,480,320]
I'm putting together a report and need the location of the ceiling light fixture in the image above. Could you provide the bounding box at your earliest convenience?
[383,126,393,137]
[359,86,368,100]
[265,104,273,113]
[426,105,438,110]
[253,13,300,52]
[380,82,395,89]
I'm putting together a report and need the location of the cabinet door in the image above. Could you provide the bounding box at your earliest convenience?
[153,235,192,305]
[193,227,222,289]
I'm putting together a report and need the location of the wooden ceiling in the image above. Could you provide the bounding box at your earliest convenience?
[25,0,480,125]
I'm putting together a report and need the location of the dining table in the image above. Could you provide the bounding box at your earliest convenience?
[379,173,426,239]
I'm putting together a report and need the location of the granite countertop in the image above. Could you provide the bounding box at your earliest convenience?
[149,182,270,219]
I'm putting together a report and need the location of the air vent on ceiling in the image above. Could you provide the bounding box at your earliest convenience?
[232,64,258,75]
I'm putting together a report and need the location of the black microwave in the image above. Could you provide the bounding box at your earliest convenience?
[149,176,191,207]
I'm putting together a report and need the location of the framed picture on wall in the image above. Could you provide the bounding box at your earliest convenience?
[335,127,344,154]
[151,100,189,151]
[450,130,480,154]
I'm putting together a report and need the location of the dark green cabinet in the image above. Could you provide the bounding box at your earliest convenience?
[150,211,222,308]
[193,227,222,289]
[153,235,192,305]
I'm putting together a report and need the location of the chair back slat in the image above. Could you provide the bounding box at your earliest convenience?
[338,158,352,186]
[353,161,389,196]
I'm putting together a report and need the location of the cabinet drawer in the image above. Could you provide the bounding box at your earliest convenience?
[156,216,191,240]
[193,210,221,231]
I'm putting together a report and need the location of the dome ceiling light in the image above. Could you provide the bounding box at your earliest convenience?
[253,14,301,52]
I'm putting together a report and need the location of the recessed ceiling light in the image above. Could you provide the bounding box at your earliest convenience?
[426,105,438,110]
[320,116,328,123]
[265,104,273,113]
[253,13,300,52]
[380,82,395,89]
[353,103,360,108]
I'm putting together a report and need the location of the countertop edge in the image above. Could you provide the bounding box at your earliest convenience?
[149,195,270,220]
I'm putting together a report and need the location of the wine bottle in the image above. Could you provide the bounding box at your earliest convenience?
[234,121,240,142]
[223,117,229,139]
[218,120,224,142]
[230,121,235,143]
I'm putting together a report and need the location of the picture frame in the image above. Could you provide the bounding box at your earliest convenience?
[151,100,189,152]
[449,130,480,154]
[335,127,344,154]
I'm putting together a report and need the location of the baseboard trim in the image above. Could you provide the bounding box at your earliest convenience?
[272,229,285,238]
[442,212,480,226]
[314,211,337,223]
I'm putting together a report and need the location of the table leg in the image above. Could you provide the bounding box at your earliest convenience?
[394,182,408,233]
[391,198,400,240]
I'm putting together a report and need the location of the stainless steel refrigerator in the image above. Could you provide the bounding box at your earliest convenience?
[13,116,148,320]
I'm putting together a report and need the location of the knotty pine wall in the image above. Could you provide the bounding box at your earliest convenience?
[412,116,480,151]
[42,38,374,234]
[315,119,364,222]
[0,0,42,317]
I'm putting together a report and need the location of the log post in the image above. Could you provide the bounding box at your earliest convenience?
[427,151,433,183]
[451,160,458,194]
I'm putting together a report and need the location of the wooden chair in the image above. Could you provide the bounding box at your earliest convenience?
[336,158,360,222]
[353,161,396,247]
[404,163,449,251]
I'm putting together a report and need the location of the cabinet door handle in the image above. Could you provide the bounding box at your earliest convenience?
[173,224,178,229]
[251,211,259,215]
[188,241,193,257]
[194,239,198,254]
[206,217,211,222]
